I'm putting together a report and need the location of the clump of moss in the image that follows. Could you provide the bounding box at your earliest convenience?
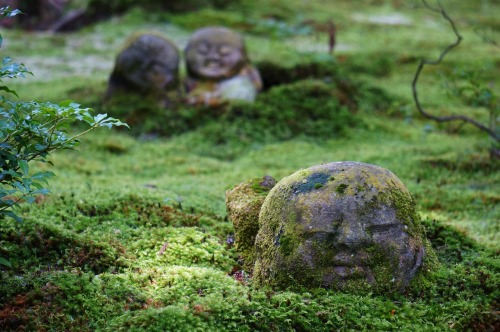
[0,219,126,275]
[71,193,230,233]
[128,227,236,271]
[103,78,358,141]
[99,56,397,157]
[340,51,397,77]
[335,183,349,195]
[226,176,276,270]
[256,58,393,111]
[256,59,340,89]
[206,79,357,143]
[407,218,499,330]
[102,94,207,138]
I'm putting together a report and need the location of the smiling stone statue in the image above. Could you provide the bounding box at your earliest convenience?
[184,26,262,105]
[227,162,430,293]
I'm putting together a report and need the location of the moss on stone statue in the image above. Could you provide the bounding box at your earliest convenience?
[253,162,434,293]
[225,176,276,270]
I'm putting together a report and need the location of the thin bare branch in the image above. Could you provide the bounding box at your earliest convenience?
[412,0,499,141]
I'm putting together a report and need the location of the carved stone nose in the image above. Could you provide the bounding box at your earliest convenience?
[336,220,370,248]
[206,48,221,61]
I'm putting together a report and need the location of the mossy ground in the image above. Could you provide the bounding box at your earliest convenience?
[1,0,499,330]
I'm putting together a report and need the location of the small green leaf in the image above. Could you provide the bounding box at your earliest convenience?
[19,160,29,176]
[0,85,18,97]
[35,144,47,151]
[0,257,12,268]
[0,210,22,222]
[31,171,55,183]
[59,100,77,107]
[94,113,107,123]
[25,196,35,204]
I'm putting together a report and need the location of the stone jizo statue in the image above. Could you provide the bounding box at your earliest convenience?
[184,26,262,105]
[105,33,180,107]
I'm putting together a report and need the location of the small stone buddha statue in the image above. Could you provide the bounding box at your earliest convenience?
[184,26,262,106]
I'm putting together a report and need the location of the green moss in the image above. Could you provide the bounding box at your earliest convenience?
[1,0,499,330]
[314,183,323,189]
[168,8,247,30]
[226,177,276,270]
[335,183,349,195]
[279,236,294,256]
[248,177,275,196]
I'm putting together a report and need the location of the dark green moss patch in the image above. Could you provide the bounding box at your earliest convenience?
[256,59,340,90]
[1,221,126,274]
[256,58,394,111]
[335,183,349,195]
[73,194,230,234]
[421,218,481,265]
[279,236,294,256]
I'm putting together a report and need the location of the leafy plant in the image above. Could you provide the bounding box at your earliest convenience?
[0,6,128,229]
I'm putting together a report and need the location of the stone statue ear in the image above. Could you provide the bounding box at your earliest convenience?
[397,241,425,290]
[409,242,425,278]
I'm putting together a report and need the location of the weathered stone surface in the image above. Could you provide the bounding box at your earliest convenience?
[225,176,276,270]
[184,26,262,105]
[253,162,427,292]
[105,33,180,106]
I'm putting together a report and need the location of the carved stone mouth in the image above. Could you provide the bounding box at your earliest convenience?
[332,266,366,278]
[205,61,222,69]
[332,251,369,266]
[330,251,374,281]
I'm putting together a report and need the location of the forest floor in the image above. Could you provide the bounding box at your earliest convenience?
[0,0,498,330]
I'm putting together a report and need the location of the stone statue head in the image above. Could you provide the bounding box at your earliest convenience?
[107,33,180,97]
[253,162,427,292]
[184,26,248,81]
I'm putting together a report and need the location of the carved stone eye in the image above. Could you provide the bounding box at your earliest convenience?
[367,223,399,234]
[218,45,232,56]
[197,43,209,55]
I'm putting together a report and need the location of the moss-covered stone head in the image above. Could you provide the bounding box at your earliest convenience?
[108,33,180,94]
[185,26,248,81]
[253,162,426,292]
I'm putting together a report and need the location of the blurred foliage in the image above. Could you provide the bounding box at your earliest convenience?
[103,58,392,148]
[86,0,240,16]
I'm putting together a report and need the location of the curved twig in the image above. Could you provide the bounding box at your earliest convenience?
[412,0,499,141]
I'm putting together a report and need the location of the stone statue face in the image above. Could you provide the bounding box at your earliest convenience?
[254,162,426,292]
[185,27,248,80]
[289,194,423,288]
